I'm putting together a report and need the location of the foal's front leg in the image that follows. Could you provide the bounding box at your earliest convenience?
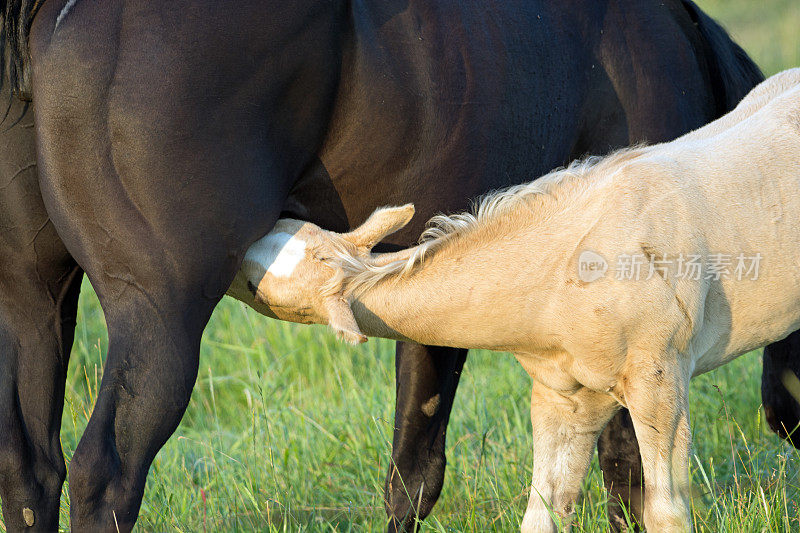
[522,380,620,533]
[624,356,693,532]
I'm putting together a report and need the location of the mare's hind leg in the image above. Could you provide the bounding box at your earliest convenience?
[385,344,467,532]
[66,284,215,530]
[0,97,83,530]
[0,260,82,532]
[597,411,644,530]
[522,380,620,533]
[762,333,800,446]
[30,143,285,529]
[30,5,294,526]
[36,208,276,531]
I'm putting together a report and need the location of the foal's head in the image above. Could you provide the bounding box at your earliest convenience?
[243,204,415,344]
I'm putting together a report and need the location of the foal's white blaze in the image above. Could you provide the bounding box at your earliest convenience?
[55,0,79,29]
[243,232,307,281]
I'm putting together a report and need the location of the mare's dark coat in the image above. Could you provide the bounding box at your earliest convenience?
[0,1,789,532]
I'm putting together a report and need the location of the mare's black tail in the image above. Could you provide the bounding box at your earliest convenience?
[1,0,45,99]
[681,0,764,115]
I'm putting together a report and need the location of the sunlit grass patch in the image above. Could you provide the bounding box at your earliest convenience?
[23,281,795,531]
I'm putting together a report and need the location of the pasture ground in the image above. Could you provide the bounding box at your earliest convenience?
[3,1,800,531]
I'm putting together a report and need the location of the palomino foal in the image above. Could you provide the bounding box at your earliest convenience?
[231,69,800,532]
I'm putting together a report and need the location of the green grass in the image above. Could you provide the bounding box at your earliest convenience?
[6,1,800,531]
[48,280,800,532]
[699,0,800,76]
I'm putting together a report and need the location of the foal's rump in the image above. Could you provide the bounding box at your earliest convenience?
[681,80,800,373]
[569,75,800,377]
[679,68,800,143]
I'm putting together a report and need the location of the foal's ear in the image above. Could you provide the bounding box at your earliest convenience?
[324,295,367,345]
[343,204,415,250]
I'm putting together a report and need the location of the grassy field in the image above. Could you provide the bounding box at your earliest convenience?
[7,1,800,532]
[58,288,800,532]
[699,0,800,77]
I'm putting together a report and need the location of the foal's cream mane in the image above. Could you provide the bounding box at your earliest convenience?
[332,146,647,297]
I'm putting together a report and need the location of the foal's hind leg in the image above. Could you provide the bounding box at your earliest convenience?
[762,333,800,446]
[522,381,620,533]
[0,98,83,530]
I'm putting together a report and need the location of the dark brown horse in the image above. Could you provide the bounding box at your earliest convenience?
[0,0,794,531]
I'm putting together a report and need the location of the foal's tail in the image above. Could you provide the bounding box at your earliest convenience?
[680,0,764,115]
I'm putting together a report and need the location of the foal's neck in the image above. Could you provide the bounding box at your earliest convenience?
[347,217,573,351]
[342,153,641,350]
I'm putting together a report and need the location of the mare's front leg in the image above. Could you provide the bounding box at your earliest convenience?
[522,380,620,533]
[624,354,693,532]
[385,343,467,532]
